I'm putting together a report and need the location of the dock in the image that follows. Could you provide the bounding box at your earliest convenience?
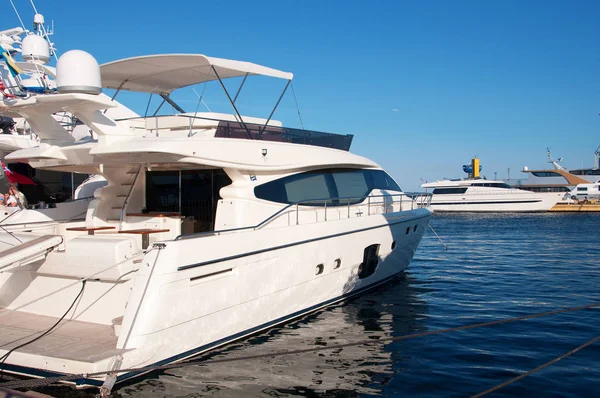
[549,202,600,212]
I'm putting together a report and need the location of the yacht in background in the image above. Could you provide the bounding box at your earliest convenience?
[0,15,107,225]
[505,149,595,197]
[422,158,563,212]
[0,46,432,392]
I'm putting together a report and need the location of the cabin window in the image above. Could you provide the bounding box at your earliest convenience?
[254,168,401,206]
[331,170,370,200]
[284,173,330,204]
[432,188,468,195]
[531,171,563,177]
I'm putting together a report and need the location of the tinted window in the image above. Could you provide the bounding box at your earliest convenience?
[332,170,369,199]
[531,171,562,177]
[254,168,401,206]
[432,188,468,195]
[284,173,330,203]
[370,170,402,191]
[472,182,512,189]
[571,169,600,176]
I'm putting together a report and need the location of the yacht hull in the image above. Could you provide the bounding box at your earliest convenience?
[429,192,563,212]
[0,208,432,387]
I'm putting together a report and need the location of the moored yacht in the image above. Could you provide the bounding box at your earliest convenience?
[422,158,562,212]
[0,49,432,392]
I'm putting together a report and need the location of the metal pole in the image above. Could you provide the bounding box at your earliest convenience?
[368,196,370,215]
[232,73,248,104]
[159,94,186,114]
[103,80,127,114]
[324,200,327,221]
[295,204,299,225]
[347,199,350,218]
[211,66,253,139]
[259,79,291,138]
[178,169,182,215]
[152,96,167,116]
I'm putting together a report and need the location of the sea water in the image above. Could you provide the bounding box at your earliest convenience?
[36,213,600,397]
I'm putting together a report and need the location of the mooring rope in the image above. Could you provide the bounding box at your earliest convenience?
[0,301,598,391]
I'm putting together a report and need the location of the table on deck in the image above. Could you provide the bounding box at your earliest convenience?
[118,228,170,249]
[65,226,116,235]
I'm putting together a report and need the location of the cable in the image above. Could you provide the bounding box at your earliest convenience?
[290,82,305,130]
[470,334,600,398]
[0,301,599,390]
[8,0,27,31]
[0,280,86,371]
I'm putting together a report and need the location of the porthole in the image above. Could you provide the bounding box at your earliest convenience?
[413,225,418,232]
[391,241,396,250]
[405,227,410,235]
[315,264,324,275]
[333,258,342,269]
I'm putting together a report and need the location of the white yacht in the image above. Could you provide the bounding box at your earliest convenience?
[0,49,432,392]
[422,158,563,212]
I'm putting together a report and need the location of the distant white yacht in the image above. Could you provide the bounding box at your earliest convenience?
[422,158,562,212]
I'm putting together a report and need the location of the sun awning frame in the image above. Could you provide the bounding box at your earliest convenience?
[100,54,294,139]
[100,54,293,94]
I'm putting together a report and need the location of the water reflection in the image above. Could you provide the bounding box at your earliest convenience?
[111,275,431,397]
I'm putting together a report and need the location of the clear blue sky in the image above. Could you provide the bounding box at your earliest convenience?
[5,0,600,190]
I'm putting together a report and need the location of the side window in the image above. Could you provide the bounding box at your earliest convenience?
[370,170,402,191]
[332,170,370,199]
[284,173,330,203]
[254,168,401,206]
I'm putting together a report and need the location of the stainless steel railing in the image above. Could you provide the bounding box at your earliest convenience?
[175,192,432,241]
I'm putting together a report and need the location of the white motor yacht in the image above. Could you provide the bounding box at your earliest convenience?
[422,158,563,212]
[0,49,432,391]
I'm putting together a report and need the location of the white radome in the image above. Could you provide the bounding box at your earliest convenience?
[21,34,50,64]
[56,50,102,95]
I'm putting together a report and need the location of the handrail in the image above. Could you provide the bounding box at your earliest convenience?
[175,192,432,241]
[119,166,143,230]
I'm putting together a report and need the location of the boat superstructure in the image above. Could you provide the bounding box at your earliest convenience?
[0,49,432,391]
[422,158,562,212]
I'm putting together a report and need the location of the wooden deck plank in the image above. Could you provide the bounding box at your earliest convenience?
[0,309,121,363]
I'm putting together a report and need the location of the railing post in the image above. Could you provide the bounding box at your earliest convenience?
[400,195,403,212]
[412,195,414,210]
[296,204,299,225]
[155,117,159,137]
[324,201,327,221]
[368,196,371,215]
[347,199,350,219]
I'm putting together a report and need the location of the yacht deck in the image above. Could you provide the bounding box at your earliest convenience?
[0,309,120,363]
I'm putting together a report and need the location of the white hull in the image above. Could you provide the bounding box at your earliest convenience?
[428,191,563,212]
[0,208,431,386]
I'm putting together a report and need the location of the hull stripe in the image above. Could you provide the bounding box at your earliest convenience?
[178,212,431,271]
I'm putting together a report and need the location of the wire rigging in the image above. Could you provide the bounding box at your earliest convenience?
[0,280,87,372]
[290,82,304,130]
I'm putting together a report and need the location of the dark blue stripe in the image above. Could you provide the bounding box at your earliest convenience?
[178,212,431,271]
[114,271,403,384]
[3,271,404,387]
[432,200,541,205]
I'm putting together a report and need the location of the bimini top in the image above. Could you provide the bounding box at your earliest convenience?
[100,54,294,94]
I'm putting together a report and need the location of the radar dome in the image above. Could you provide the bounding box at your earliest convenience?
[56,50,101,95]
[21,35,50,64]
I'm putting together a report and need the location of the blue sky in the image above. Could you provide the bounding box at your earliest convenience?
[5,0,600,190]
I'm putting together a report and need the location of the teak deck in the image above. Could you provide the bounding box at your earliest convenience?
[0,309,121,363]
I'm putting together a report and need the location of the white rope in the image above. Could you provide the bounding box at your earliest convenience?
[8,0,27,31]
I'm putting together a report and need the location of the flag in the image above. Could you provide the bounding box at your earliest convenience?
[0,160,36,185]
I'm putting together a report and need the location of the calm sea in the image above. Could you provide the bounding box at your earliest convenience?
[34,213,600,397]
